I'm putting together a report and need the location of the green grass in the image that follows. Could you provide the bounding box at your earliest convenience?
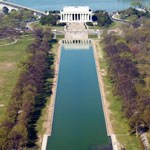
[51,25,64,30]
[30,21,48,29]
[87,22,121,30]
[96,41,142,150]
[108,21,122,29]
[0,38,14,45]
[56,34,64,39]
[88,34,98,39]
[0,35,33,122]
[0,33,58,147]
[31,21,64,30]
[0,34,58,148]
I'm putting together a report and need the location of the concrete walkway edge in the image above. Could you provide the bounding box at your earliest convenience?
[41,134,50,150]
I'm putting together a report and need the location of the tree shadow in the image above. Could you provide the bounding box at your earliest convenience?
[27,52,55,148]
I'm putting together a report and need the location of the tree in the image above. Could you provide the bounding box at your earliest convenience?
[94,10,112,27]
[8,124,28,149]
[0,29,54,148]
[40,14,58,26]
[103,19,150,132]
[2,6,9,14]
[143,107,150,127]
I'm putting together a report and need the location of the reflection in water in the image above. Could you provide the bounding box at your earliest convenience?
[89,144,112,150]
[46,45,111,150]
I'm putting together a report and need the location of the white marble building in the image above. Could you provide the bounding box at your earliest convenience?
[60,6,92,22]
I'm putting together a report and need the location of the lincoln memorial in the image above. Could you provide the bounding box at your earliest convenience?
[60,6,93,22]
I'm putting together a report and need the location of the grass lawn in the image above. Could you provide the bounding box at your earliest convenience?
[56,34,64,39]
[0,38,14,45]
[31,21,64,30]
[87,22,121,31]
[88,34,98,39]
[0,35,33,122]
[96,41,142,150]
[0,33,58,148]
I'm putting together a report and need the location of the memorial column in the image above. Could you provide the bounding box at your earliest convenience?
[82,14,84,22]
[65,14,67,21]
[70,14,72,21]
[67,14,68,21]
[61,14,62,21]
[64,14,65,21]
[79,14,81,21]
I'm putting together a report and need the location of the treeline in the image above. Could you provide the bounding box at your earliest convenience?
[92,10,112,27]
[0,27,20,39]
[0,28,55,149]
[103,35,140,128]
[40,13,66,26]
[102,20,150,133]
[0,9,36,30]
[118,7,150,21]
[124,21,150,131]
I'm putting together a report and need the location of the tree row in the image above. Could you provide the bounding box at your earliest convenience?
[0,28,55,149]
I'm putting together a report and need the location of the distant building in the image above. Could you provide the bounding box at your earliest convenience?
[60,6,92,22]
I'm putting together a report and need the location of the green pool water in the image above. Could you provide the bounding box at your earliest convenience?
[46,45,111,150]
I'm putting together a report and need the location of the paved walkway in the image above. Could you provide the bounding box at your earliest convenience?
[65,22,88,39]
[0,38,18,47]
[140,133,150,150]
[111,13,130,24]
